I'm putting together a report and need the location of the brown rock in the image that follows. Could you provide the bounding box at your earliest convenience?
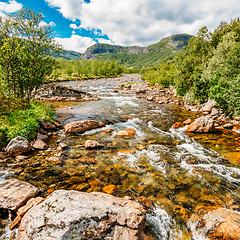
[40,121,57,131]
[183,119,192,125]
[0,151,8,159]
[77,156,97,164]
[58,142,68,150]
[36,133,48,141]
[15,155,28,162]
[102,128,114,133]
[172,122,184,129]
[9,215,22,230]
[17,197,44,217]
[0,178,39,211]
[188,208,240,240]
[48,156,62,165]
[85,140,104,149]
[5,136,31,156]
[116,128,136,138]
[187,116,215,133]
[64,120,105,134]
[32,139,48,150]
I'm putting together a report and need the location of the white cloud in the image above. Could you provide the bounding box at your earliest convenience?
[55,34,96,52]
[0,0,22,18]
[46,0,240,47]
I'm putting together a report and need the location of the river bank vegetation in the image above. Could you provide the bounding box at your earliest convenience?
[142,18,240,116]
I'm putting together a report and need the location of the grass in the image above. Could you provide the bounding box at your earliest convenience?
[0,97,55,148]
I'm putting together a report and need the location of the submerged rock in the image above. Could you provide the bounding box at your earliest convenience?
[172,122,184,129]
[18,190,146,240]
[5,136,31,156]
[188,208,240,240]
[85,139,104,149]
[187,116,215,133]
[64,120,105,134]
[0,178,39,211]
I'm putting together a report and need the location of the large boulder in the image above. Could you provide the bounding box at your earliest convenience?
[18,190,146,240]
[64,120,105,134]
[188,208,240,240]
[187,116,215,133]
[5,136,31,156]
[0,178,39,211]
[202,99,216,112]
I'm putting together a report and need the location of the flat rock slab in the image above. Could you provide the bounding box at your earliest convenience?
[18,190,146,240]
[0,178,39,211]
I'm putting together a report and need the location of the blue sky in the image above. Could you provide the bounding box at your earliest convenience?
[0,0,239,53]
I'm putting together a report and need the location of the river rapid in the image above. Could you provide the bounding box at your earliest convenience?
[1,74,240,239]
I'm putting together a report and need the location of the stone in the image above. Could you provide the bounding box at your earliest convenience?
[5,136,31,156]
[188,208,240,240]
[58,142,68,150]
[64,120,105,134]
[9,215,22,230]
[0,178,39,211]
[0,151,8,159]
[48,156,62,165]
[36,133,48,141]
[183,119,192,125]
[187,116,215,133]
[223,123,233,129]
[172,122,184,129]
[15,155,28,162]
[211,108,218,116]
[18,190,146,240]
[102,128,114,133]
[202,99,216,112]
[77,156,97,165]
[32,139,48,150]
[85,140,104,149]
[116,128,136,138]
[17,197,44,217]
[40,121,57,131]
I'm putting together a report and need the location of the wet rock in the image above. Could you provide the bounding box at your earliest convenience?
[15,155,28,162]
[0,151,8,159]
[40,121,57,131]
[187,116,215,133]
[57,142,68,150]
[202,99,216,112]
[102,128,114,133]
[18,190,146,240]
[116,128,136,138]
[36,133,48,141]
[56,113,74,123]
[188,208,240,240]
[64,120,105,134]
[223,123,233,129]
[172,122,184,129]
[0,178,39,211]
[183,119,192,125]
[85,140,104,149]
[48,156,62,165]
[5,136,31,156]
[77,156,97,165]
[9,215,22,230]
[32,139,48,150]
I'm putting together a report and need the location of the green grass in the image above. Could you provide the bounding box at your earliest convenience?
[0,99,55,148]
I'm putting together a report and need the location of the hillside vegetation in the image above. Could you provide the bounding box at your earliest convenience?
[142,18,240,116]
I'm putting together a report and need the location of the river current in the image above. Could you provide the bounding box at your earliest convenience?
[1,74,240,239]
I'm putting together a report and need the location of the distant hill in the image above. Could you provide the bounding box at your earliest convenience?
[81,34,192,68]
[59,50,82,60]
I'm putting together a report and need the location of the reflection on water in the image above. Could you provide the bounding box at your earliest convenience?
[1,75,240,239]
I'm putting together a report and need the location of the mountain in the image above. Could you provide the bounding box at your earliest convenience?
[59,50,82,60]
[81,34,192,68]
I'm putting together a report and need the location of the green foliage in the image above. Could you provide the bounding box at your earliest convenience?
[50,59,123,81]
[0,100,54,145]
[141,58,176,87]
[0,7,60,101]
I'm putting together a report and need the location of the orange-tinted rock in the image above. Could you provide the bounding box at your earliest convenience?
[77,156,97,164]
[48,156,62,165]
[102,184,116,194]
[85,140,104,149]
[116,128,136,138]
[224,152,240,164]
[233,126,239,130]
[183,119,192,125]
[136,196,153,209]
[118,149,136,154]
[102,128,114,133]
[172,122,184,129]
[9,215,21,230]
[32,139,48,150]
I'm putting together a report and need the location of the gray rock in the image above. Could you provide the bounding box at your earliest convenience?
[202,99,216,112]
[0,178,39,211]
[5,136,31,156]
[36,133,48,141]
[18,190,146,240]
[187,116,215,133]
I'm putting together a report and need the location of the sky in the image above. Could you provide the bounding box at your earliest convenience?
[0,0,239,53]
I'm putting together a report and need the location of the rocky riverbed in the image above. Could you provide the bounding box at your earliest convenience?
[0,74,240,239]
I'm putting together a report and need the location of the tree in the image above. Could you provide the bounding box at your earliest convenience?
[0,8,60,101]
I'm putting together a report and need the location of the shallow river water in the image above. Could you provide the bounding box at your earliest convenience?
[1,74,240,239]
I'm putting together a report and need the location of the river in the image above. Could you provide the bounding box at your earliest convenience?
[1,74,240,239]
